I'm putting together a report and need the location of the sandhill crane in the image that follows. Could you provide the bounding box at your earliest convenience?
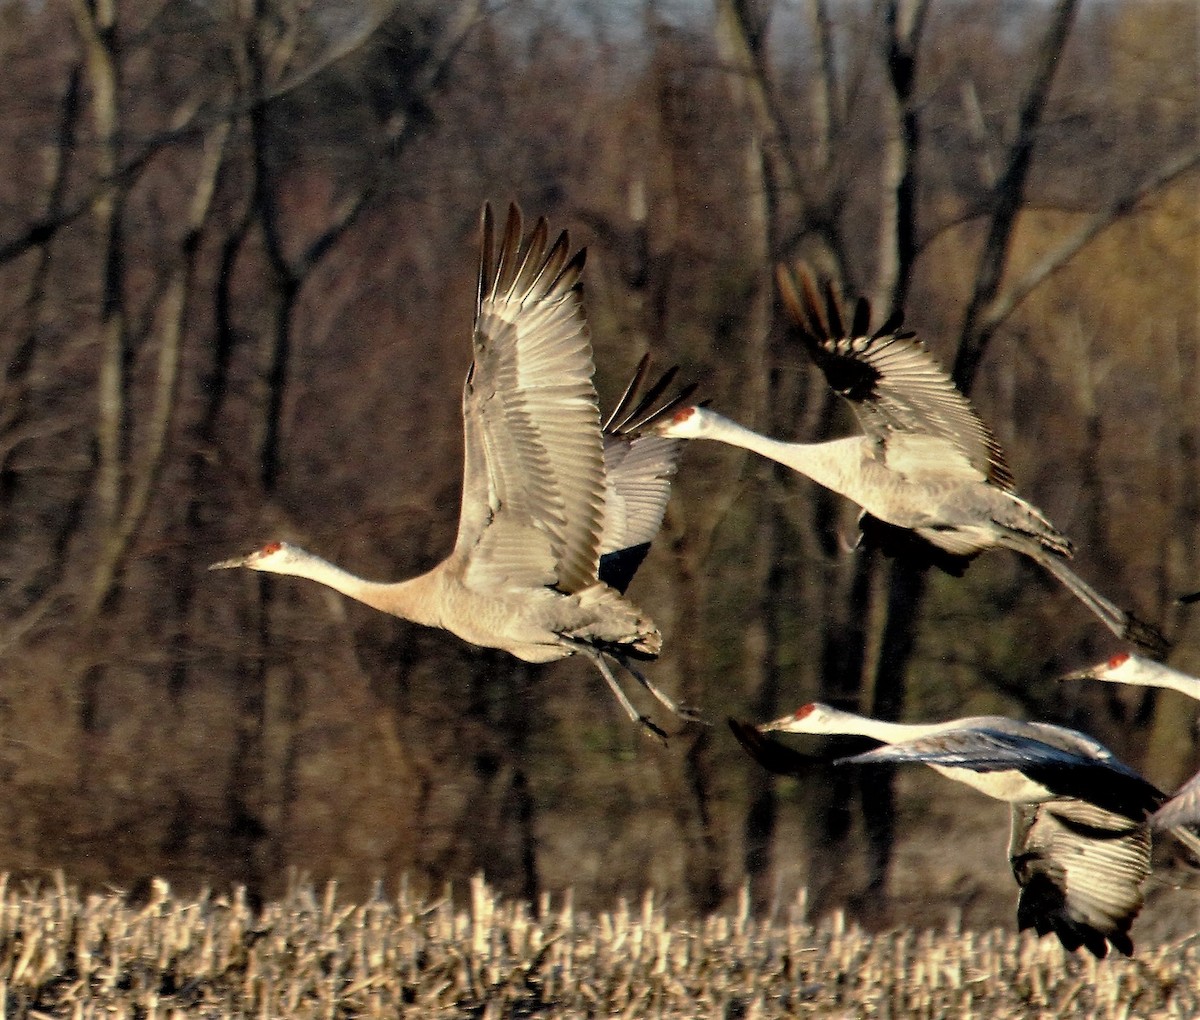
[1063,652,1200,829]
[211,203,699,740]
[732,702,1171,957]
[657,265,1168,658]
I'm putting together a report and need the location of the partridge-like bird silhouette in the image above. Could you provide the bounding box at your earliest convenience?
[212,204,698,739]
[732,702,1174,958]
[658,265,1167,658]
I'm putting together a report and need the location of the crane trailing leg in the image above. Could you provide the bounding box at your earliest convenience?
[1034,553,1169,660]
[577,646,707,742]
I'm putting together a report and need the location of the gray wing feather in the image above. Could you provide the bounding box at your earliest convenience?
[1151,770,1200,830]
[456,204,606,594]
[1009,800,1150,958]
[776,263,1014,491]
[600,358,693,555]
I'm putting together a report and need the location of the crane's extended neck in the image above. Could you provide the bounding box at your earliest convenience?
[1112,657,1200,701]
[222,543,444,629]
[673,408,861,494]
[764,702,949,744]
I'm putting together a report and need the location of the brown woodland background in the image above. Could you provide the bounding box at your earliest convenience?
[0,0,1197,936]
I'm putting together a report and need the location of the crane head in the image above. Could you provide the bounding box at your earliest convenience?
[652,404,712,439]
[209,541,295,572]
[1059,650,1143,685]
[759,702,837,734]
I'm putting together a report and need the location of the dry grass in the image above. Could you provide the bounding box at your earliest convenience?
[0,873,1196,1019]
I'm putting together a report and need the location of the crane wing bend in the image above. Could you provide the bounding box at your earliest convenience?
[776,263,1014,491]
[1151,771,1200,830]
[455,203,606,594]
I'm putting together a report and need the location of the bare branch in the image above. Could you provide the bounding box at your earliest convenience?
[84,115,233,617]
[952,0,1080,393]
[981,144,1200,336]
[875,0,931,311]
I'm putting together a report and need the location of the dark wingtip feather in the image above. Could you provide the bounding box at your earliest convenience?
[798,266,830,337]
[776,263,830,340]
[1122,615,1171,662]
[603,354,652,431]
[873,307,906,338]
[490,203,524,301]
[598,543,650,595]
[477,202,496,317]
[605,359,699,436]
[850,295,871,337]
[774,263,807,331]
[561,243,587,278]
[821,278,845,338]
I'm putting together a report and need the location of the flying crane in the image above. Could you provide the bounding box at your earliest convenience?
[657,265,1168,658]
[212,204,697,740]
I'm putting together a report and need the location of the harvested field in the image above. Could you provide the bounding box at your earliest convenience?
[0,874,1195,1018]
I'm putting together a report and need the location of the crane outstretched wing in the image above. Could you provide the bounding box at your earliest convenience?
[597,356,695,593]
[1010,800,1150,958]
[1151,770,1200,830]
[776,264,1014,491]
[455,203,605,594]
[838,728,1161,822]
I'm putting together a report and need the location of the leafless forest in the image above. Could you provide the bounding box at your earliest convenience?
[0,0,1197,945]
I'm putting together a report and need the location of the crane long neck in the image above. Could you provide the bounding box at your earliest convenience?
[270,551,443,628]
[698,411,860,493]
[1136,663,1200,701]
[813,707,947,744]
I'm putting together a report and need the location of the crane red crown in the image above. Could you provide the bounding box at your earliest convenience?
[671,406,696,423]
[794,703,817,720]
[1107,651,1130,669]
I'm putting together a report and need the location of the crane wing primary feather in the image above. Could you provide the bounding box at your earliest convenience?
[1010,800,1150,958]
[838,728,1161,821]
[775,263,1014,491]
[1151,770,1200,830]
[597,356,696,593]
[456,203,606,595]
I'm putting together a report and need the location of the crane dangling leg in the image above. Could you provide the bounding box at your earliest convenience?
[1036,554,1169,660]
[579,648,707,742]
[614,654,711,726]
[581,647,669,742]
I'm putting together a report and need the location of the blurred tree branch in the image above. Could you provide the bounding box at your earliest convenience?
[952,0,1080,392]
[980,144,1200,338]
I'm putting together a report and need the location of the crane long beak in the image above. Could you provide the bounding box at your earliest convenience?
[1058,666,1098,683]
[758,712,800,732]
[208,555,250,570]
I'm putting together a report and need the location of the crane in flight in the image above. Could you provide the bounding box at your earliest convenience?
[657,265,1168,658]
[732,701,1194,958]
[1063,652,1200,829]
[211,204,699,740]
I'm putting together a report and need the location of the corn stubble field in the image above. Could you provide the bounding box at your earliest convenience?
[0,875,1196,1018]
